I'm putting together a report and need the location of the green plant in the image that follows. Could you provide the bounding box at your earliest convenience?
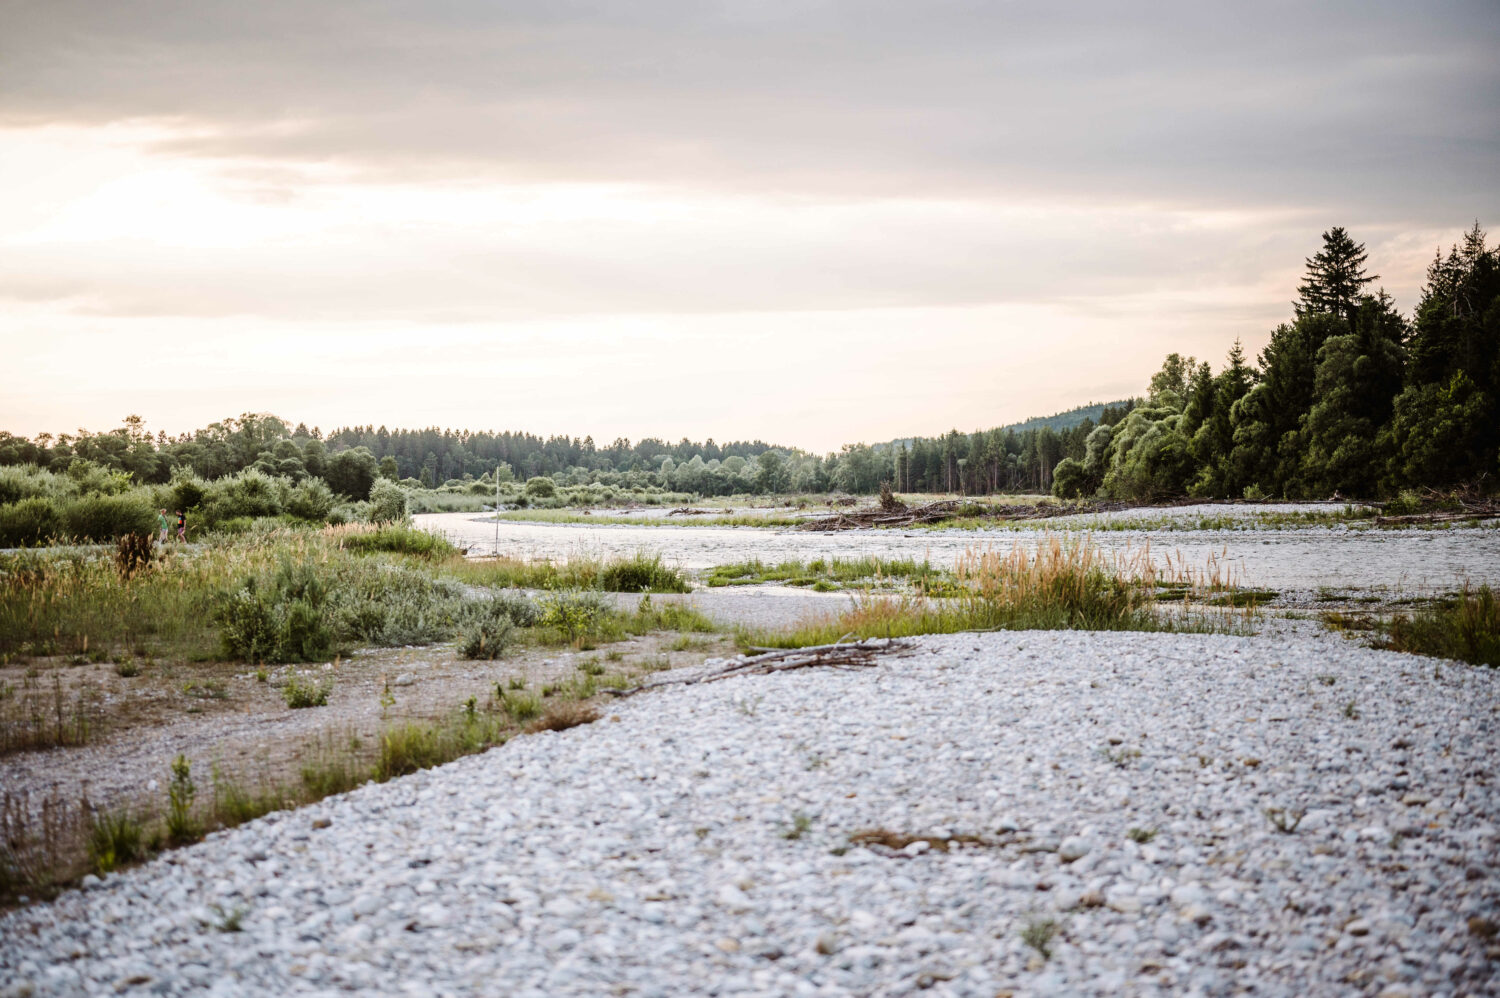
[210,904,247,933]
[1021,917,1058,959]
[597,552,690,593]
[499,691,542,722]
[539,590,611,641]
[115,659,141,678]
[781,812,813,840]
[282,674,331,709]
[1342,699,1360,719]
[1385,585,1500,667]
[88,809,145,874]
[1126,827,1157,843]
[458,615,514,660]
[166,754,200,845]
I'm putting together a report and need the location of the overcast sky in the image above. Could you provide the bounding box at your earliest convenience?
[2,0,1497,452]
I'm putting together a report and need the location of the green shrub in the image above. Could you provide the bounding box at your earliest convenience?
[598,552,691,593]
[0,497,60,546]
[169,472,208,516]
[487,590,541,627]
[523,476,557,498]
[458,615,514,659]
[367,480,408,524]
[0,465,65,505]
[286,478,335,522]
[282,674,332,708]
[215,562,334,663]
[60,493,156,542]
[539,590,612,640]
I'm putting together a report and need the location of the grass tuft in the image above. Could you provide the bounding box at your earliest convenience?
[1384,585,1499,667]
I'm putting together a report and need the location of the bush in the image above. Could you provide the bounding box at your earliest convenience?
[169,472,208,516]
[367,480,408,524]
[0,497,60,546]
[286,478,336,522]
[1051,458,1087,499]
[0,465,65,506]
[60,493,156,542]
[523,476,557,498]
[282,674,332,708]
[597,552,691,593]
[458,615,514,659]
[215,561,335,663]
[539,590,612,640]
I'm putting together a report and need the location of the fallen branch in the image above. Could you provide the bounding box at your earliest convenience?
[601,638,914,698]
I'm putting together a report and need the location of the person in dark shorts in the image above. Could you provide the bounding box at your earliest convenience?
[175,510,186,542]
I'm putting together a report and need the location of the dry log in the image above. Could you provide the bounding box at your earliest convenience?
[601,638,914,698]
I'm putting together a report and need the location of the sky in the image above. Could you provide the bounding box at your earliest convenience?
[2,1,1497,453]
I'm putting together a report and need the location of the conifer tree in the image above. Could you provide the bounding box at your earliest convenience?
[1296,227,1378,330]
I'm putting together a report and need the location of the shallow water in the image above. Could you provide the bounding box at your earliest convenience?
[415,511,1500,594]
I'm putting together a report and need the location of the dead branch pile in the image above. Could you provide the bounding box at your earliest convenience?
[1374,486,1500,525]
[798,500,962,531]
[602,638,913,698]
[666,507,728,516]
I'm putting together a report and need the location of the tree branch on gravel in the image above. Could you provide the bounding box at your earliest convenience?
[601,638,914,698]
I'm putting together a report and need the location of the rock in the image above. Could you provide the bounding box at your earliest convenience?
[1058,836,1092,862]
[1346,919,1371,936]
[393,673,416,687]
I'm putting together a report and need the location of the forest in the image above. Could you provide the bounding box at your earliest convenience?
[1053,223,1499,500]
[0,223,1494,533]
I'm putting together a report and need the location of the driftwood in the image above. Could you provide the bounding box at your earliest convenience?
[1372,484,1500,525]
[666,507,731,516]
[602,638,914,698]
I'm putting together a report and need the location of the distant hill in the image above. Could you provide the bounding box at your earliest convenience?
[876,400,1133,452]
[994,400,1134,435]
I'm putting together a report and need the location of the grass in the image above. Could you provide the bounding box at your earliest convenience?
[443,550,690,593]
[1021,917,1059,960]
[1383,585,1499,667]
[0,526,702,675]
[740,534,1229,649]
[704,556,957,594]
[495,509,803,528]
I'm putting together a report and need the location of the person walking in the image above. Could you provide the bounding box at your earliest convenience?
[175,510,186,542]
[156,509,170,544]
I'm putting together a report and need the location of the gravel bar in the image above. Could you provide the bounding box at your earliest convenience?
[3,630,1498,997]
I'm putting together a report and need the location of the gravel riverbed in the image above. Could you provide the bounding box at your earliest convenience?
[3,629,1497,997]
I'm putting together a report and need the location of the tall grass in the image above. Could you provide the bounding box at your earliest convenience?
[443,550,690,593]
[1385,586,1499,666]
[742,534,1221,648]
[705,556,952,592]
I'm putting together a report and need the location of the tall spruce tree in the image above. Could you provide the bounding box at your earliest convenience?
[1296,227,1378,330]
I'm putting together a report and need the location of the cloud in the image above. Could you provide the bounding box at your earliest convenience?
[3,1,1496,215]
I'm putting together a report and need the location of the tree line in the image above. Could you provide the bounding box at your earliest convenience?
[1053,223,1499,500]
[1,222,1492,503]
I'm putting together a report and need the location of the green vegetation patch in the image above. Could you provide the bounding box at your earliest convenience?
[704,556,959,595]
[1383,586,1499,667]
